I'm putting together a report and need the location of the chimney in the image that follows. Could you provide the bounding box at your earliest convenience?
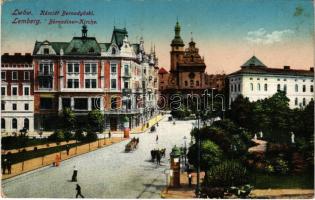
[310,67,314,72]
[283,66,290,70]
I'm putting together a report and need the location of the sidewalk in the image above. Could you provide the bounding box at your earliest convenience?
[1,137,125,180]
[161,172,314,199]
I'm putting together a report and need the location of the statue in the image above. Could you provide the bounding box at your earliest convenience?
[291,132,295,143]
[254,134,257,140]
[259,131,263,138]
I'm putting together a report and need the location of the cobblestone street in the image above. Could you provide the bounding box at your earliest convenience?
[2,116,192,198]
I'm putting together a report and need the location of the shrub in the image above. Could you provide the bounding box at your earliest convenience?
[204,160,249,188]
[74,129,85,142]
[273,158,289,175]
[48,130,64,144]
[85,131,98,142]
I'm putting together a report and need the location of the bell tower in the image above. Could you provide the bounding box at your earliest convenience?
[170,20,184,72]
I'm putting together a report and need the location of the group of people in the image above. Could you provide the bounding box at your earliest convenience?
[71,166,84,198]
[2,158,12,174]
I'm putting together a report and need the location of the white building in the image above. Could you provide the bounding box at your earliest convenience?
[228,56,314,108]
[1,53,34,135]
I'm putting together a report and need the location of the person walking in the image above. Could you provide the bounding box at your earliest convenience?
[108,131,111,139]
[188,173,192,187]
[2,159,7,174]
[72,166,78,182]
[156,135,159,144]
[156,150,161,166]
[75,184,84,198]
[7,160,12,174]
[66,144,70,156]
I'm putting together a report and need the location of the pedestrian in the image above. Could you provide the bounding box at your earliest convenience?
[156,135,159,143]
[72,166,78,182]
[7,160,12,174]
[188,173,192,187]
[75,184,84,198]
[66,144,70,156]
[108,131,111,139]
[2,159,7,174]
[156,150,161,165]
[157,122,159,127]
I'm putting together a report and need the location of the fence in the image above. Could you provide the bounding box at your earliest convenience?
[1,137,124,180]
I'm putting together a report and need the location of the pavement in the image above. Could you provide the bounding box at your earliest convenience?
[1,115,193,198]
[248,139,267,153]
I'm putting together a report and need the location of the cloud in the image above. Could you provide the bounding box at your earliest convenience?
[245,28,294,45]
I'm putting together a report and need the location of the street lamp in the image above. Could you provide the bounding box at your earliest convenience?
[183,136,187,167]
[195,113,201,198]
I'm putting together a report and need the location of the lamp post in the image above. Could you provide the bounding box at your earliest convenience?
[195,113,201,198]
[183,136,187,166]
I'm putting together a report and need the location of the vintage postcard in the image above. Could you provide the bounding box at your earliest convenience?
[1,0,314,199]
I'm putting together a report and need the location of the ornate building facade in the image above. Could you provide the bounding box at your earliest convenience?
[32,25,159,132]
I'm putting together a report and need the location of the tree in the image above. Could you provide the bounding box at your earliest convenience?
[87,110,105,133]
[48,130,64,144]
[61,108,76,132]
[187,140,223,171]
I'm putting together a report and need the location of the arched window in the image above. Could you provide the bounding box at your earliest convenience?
[238,84,240,92]
[112,48,116,55]
[190,80,194,87]
[185,81,188,86]
[311,85,314,92]
[264,84,268,91]
[12,118,17,129]
[277,84,281,91]
[284,84,287,92]
[295,84,298,92]
[295,98,298,106]
[303,98,306,106]
[196,81,199,86]
[1,118,5,129]
[250,83,253,91]
[257,83,261,91]
[24,118,29,130]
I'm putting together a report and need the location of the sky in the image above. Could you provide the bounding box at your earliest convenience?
[1,0,314,74]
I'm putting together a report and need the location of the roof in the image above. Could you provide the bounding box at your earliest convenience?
[158,67,168,74]
[2,53,33,63]
[65,37,101,55]
[229,66,313,77]
[111,27,128,47]
[241,56,266,68]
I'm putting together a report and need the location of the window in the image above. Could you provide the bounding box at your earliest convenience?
[85,79,97,88]
[250,83,253,91]
[257,78,260,80]
[110,64,117,74]
[12,118,17,129]
[264,84,267,91]
[284,79,286,81]
[311,85,313,92]
[1,118,5,129]
[39,79,52,89]
[196,81,199,86]
[185,81,188,87]
[124,65,129,75]
[1,102,5,110]
[190,80,194,87]
[277,78,280,81]
[67,63,79,73]
[111,97,117,109]
[112,48,116,55]
[85,63,97,73]
[74,98,88,110]
[284,84,287,92]
[277,84,281,91]
[44,48,49,54]
[40,98,53,109]
[24,118,29,129]
[12,71,18,80]
[295,84,298,92]
[24,87,30,96]
[24,103,29,111]
[24,71,30,80]
[124,81,129,89]
[12,103,17,110]
[238,84,240,92]
[264,78,268,80]
[295,98,298,106]
[39,63,53,75]
[12,86,18,95]
[257,83,261,91]
[303,85,306,92]
[1,87,6,96]
[62,98,71,109]
[249,77,253,80]
[111,79,117,89]
[92,98,101,110]
[1,71,6,80]
[67,79,79,88]
[303,98,306,106]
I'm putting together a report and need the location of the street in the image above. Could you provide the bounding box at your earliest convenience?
[2,116,193,198]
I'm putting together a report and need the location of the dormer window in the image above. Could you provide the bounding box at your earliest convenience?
[89,47,94,53]
[112,48,116,55]
[44,48,49,55]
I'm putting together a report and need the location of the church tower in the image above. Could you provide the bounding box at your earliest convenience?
[170,20,184,72]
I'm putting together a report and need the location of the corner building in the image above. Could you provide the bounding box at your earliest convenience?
[33,25,159,132]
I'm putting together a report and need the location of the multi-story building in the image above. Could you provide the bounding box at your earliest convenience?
[1,53,34,134]
[228,56,314,108]
[159,21,225,97]
[32,25,159,132]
